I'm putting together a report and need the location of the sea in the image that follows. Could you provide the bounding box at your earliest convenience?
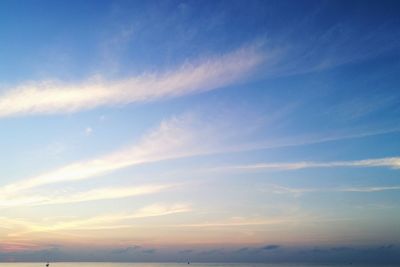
[0,263,397,267]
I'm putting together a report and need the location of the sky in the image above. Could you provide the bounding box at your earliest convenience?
[0,0,400,263]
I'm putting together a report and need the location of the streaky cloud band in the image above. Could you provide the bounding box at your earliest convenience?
[0,184,175,207]
[0,46,264,118]
[0,114,216,194]
[216,157,400,171]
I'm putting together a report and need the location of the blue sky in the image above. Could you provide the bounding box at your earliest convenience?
[0,0,399,263]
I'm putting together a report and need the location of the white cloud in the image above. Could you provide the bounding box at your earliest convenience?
[0,114,217,195]
[260,184,400,196]
[7,203,191,235]
[1,104,397,202]
[341,186,400,192]
[0,184,175,207]
[0,46,264,118]
[2,109,398,199]
[220,157,400,171]
[163,215,348,229]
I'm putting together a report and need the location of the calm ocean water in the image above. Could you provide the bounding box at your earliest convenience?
[0,263,396,267]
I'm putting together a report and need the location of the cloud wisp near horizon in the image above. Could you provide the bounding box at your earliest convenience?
[6,202,192,235]
[0,183,176,208]
[216,157,400,172]
[260,184,400,197]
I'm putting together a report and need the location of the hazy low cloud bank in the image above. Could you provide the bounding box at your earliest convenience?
[1,244,399,263]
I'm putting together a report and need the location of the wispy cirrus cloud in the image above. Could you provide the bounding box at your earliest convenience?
[218,157,400,172]
[0,114,216,195]
[261,184,400,197]
[0,184,174,207]
[166,215,349,229]
[0,46,264,118]
[342,186,400,192]
[2,109,398,199]
[6,203,191,236]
